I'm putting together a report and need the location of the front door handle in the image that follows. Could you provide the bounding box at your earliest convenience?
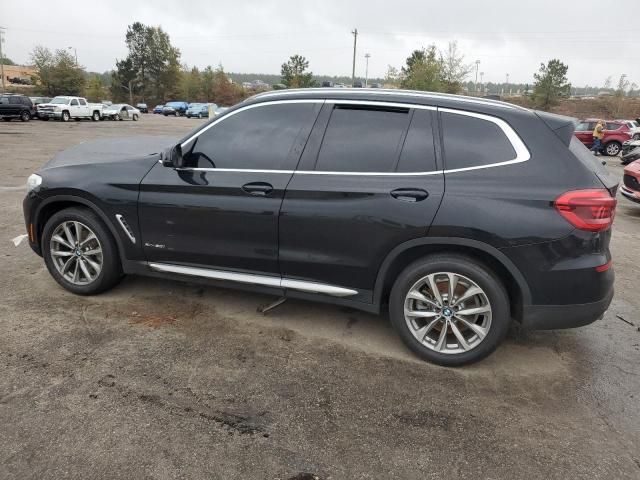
[390,188,429,202]
[242,182,273,196]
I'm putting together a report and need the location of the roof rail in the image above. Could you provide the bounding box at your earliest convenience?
[251,88,528,111]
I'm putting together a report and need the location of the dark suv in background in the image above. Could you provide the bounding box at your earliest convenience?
[0,94,34,121]
[22,89,618,365]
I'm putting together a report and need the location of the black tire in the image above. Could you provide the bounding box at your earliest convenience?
[92,111,100,121]
[603,141,621,157]
[2,117,11,121]
[633,134,640,140]
[174,111,178,117]
[20,111,31,122]
[132,114,138,121]
[114,114,120,121]
[389,254,510,366]
[61,111,70,122]
[42,207,123,295]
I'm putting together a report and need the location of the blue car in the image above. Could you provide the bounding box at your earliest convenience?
[186,103,218,119]
[162,101,189,117]
[153,104,164,114]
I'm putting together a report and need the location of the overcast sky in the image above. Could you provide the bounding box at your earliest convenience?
[1,0,636,87]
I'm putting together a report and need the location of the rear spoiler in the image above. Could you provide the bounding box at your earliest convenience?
[535,111,576,147]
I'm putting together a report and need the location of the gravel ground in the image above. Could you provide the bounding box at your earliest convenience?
[0,115,639,480]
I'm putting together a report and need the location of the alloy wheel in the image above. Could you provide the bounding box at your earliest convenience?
[403,272,492,354]
[50,221,103,285]
[606,143,620,156]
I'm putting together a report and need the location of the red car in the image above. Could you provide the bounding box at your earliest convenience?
[574,119,633,156]
[621,160,640,204]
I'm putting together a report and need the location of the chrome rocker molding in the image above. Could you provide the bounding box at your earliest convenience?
[148,262,358,297]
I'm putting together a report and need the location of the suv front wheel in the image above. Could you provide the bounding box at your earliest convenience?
[42,207,123,295]
[389,254,510,366]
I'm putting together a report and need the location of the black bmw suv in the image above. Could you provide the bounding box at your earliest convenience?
[23,89,618,365]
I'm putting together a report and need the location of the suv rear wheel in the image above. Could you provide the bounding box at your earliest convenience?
[20,111,31,122]
[42,207,123,295]
[604,141,621,156]
[389,254,510,366]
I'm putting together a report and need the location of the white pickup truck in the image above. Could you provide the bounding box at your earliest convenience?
[37,96,103,122]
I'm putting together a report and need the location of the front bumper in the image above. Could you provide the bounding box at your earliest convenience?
[38,111,62,119]
[521,287,614,330]
[620,185,640,204]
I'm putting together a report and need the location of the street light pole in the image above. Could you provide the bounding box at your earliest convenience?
[474,59,480,94]
[480,72,484,94]
[0,27,6,92]
[68,46,77,67]
[364,53,371,87]
[505,73,510,96]
[351,28,358,87]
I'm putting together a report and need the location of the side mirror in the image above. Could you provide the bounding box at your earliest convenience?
[162,144,185,168]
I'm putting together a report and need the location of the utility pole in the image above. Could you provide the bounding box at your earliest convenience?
[351,28,358,87]
[505,73,510,96]
[364,53,370,87]
[480,72,484,94]
[68,46,78,67]
[0,27,6,92]
[474,59,480,94]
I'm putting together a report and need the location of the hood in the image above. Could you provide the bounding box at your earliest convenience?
[42,136,177,169]
[625,160,640,176]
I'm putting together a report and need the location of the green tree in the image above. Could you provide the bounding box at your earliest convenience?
[110,57,136,103]
[30,46,85,95]
[201,65,216,100]
[532,59,571,110]
[1,57,16,66]
[400,46,442,91]
[384,65,401,87]
[281,55,314,88]
[113,22,181,104]
[85,75,105,102]
[181,66,202,101]
[439,41,472,94]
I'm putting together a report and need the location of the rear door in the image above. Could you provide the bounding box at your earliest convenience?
[279,102,445,301]
[574,121,594,147]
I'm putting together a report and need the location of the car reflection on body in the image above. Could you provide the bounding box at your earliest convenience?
[102,104,141,121]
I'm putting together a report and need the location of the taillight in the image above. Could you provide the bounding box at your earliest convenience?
[554,189,616,232]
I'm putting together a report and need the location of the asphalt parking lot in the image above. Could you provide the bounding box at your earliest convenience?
[1,114,639,479]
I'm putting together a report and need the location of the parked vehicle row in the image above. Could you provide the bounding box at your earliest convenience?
[574,118,634,156]
[37,96,104,122]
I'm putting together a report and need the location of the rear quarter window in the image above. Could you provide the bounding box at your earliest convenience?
[441,112,516,170]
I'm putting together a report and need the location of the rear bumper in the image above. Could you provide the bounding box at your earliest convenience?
[521,287,613,330]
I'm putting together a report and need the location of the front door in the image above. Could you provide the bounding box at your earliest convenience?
[279,103,445,301]
[139,101,321,275]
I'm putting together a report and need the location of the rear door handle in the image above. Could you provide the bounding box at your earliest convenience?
[242,182,273,196]
[390,188,429,202]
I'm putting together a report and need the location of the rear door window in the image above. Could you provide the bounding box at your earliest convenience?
[575,122,590,132]
[441,111,516,170]
[605,122,620,130]
[79,99,87,106]
[314,106,410,172]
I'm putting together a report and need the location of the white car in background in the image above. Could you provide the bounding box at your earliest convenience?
[102,104,140,121]
[618,119,640,140]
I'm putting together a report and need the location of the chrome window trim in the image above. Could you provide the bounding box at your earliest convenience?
[175,99,530,176]
[148,262,358,297]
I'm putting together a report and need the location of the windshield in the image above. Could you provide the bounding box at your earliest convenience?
[166,102,183,107]
[108,104,125,109]
[50,97,70,104]
[188,104,202,109]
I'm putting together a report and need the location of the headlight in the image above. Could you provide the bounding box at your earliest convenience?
[26,174,42,192]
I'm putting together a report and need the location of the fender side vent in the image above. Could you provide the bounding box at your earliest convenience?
[115,214,136,244]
